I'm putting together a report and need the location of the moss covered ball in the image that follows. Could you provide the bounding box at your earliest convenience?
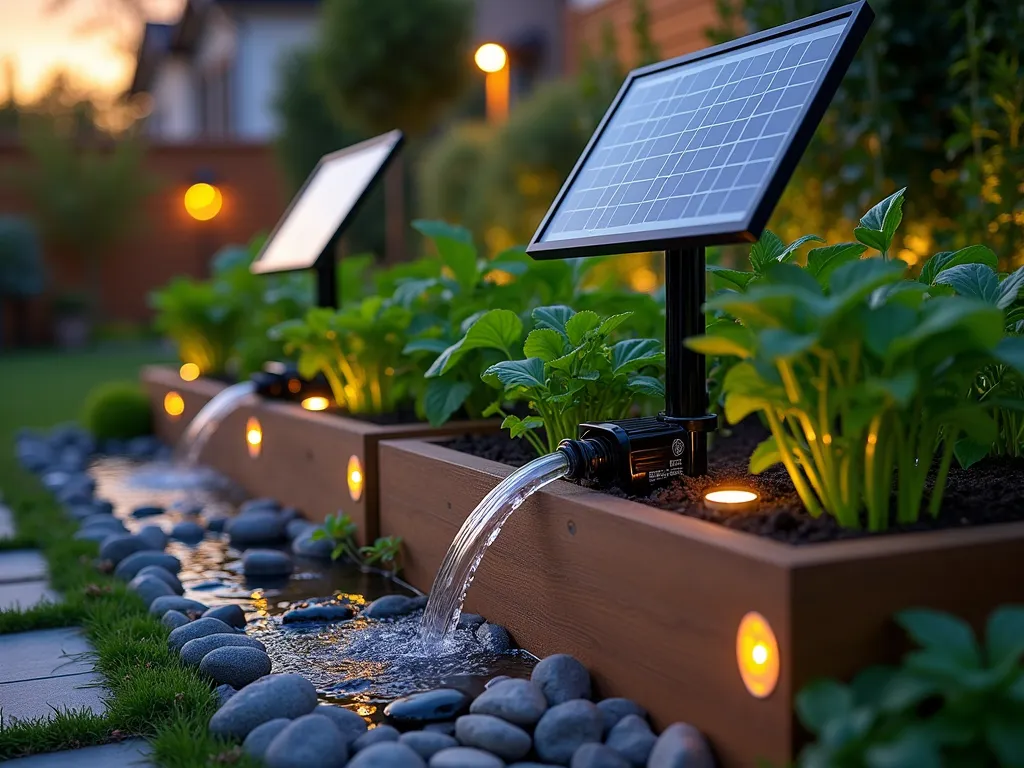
[82,382,153,440]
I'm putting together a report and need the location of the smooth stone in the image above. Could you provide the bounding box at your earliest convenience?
[424,722,457,736]
[350,742,426,768]
[243,549,293,577]
[531,655,592,706]
[114,551,180,581]
[81,514,124,530]
[571,744,630,768]
[385,689,472,725]
[469,678,547,727]
[171,521,206,543]
[264,713,348,768]
[171,500,204,516]
[596,699,647,736]
[74,526,121,543]
[362,594,419,619]
[291,529,334,559]
[475,623,511,653]
[167,616,233,652]
[646,723,714,768]
[240,497,281,515]
[314,703,368,744]
[510,765,561,768]
[605,716,656,767]
[431,747,504,768]
[409,596,429,610]
[279,507,301,523]
[216,683,237,707]
[401,731,459,760]
[199,646,273,689]
[180,633,267,666]
[457,614,485,632]
[206,515,230,533]
[136,525,168,550]
[128,574,174,607]
[131,504,164,518]
[203,604,247,629]
[282,601,354,623]
[227,511,287,546]
[534,700,603,765]
[138,565,184,594]
[353,724,401,751]
[484,676,511,690]
[208,673,318,739]
[99,534,154,565]
[162,610,191,630]
[150,595,209,618]
[286,519,315,540]
[243,717,290,760]
[455,714,531,762]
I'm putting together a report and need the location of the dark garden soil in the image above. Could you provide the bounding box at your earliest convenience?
[442,422,1024,545]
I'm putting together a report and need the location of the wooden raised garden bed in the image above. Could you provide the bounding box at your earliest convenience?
[142,365,496,543]
[377,437,1024,767]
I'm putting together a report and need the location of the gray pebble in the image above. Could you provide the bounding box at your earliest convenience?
[205,515,230,533]
[161,610,190,630]
[286,519,315,540]
[534,700,603,765]
[137,565,183,594]
[291,529,335,559]
[131,504,164,518]
[470,678,547,726]
[180,633,266,666]
[128,574,174,607]
[353,724,400,751]
[99,534,154,565]
[457,614,486,632]
[171,521,206,543]
[243,717,289,760]
[199,646,272,689]
[531,655,591,706]
[362,594,419,619]
[385,689,471,725]
[264,713,348,768]
[605,715,656,767]
[215,683,237,708]
[167,616,233,652]
[136,525,168,550]
[80,514,124,531]
[149,595,209,618]
[114,551,180,581]
[349,742,426,768]
[595,700,647,736]
[74,526,122,543]
[400,731,458,760]
[455,714,531,762]
[485,676,510,690]
[431,747,504,768]
[227,511,287,547]
[243,548,293,578]
[424,722,457,736]
[203,604,247,629]
[208,673,318,739]
[474,623,512,653]
[313,704,368,744]
[646,723,714,768]
[571,744,630,768]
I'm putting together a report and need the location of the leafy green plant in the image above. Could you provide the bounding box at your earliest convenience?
[796,606,1024,768]
[149,277,241,377]
[360,536,403,576]
[311,514,403,576]
[81,382,152,441]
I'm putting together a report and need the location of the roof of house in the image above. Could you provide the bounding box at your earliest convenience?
[128,23,175,95]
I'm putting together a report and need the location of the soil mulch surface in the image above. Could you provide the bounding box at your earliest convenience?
[442,422,1024,545]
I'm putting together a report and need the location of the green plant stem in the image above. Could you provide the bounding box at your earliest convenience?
[765,410,823,517]
[929,431,958,518]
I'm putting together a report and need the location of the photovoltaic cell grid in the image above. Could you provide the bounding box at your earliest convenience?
[539,20,844,244]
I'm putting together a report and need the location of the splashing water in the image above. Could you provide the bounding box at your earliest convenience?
[175,381,257,465]
[420,451,571,646]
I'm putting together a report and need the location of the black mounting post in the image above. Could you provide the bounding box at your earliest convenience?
[661,246,717,475]
[314,234,341,308]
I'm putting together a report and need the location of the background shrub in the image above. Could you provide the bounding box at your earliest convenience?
[82,382,152,440]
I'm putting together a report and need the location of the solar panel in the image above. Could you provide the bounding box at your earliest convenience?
[251,130,403,275]
[527,1,873,259]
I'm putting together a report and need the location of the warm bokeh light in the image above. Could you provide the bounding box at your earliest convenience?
[184,183,223,221]
[347,455,364,502]
[246,417,263,458]
[704,489,760,512]
[163,391,185,418]
[474,43,508,73]
[301,396,330,412]
[737,611,780,698]
[179,362,200,382]
[288,378,302,394]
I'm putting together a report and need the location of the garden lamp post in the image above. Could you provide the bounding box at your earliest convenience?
[475,42,509,124]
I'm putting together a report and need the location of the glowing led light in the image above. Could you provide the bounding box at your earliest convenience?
[246,417,263,458]
[704,488,760,512]
[474,43,508,73]
[347,455,364,502]
[737,611,780,698]
[164,391,185,418]
[184,182,223,221]
[179,362,200,382]
[301,396,330,412]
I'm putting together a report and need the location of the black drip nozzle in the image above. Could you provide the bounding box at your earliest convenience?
[250,362,331,405]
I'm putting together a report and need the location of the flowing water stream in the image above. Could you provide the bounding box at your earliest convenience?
[175,381,257,465]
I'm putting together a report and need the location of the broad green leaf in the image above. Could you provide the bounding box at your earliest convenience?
[778,234,826,263]
[501,414,544,439]
[865,732,943,768]
[995,337,1024,375]
[749,230,786,272]
[423,378,473,426]
[987,718,1024,768]
[523,328,567,362]
[483,358,546,390]
[533,305,575,337]
[724,393,766,424]
[863,303,918,358]
[920,244,999,285]
[426,309,523,377]
[764,262,825,295]
[828,258,907,307]
[565,310,601,345]
[402,337,451,355]
[598,312,633,337]
[758,328,817,360]
[954,438,990,469]
[626,374,664,397]
[807,242,867,286]
[795,680,854,734]
[749,436,781,473]
[412,219,478,293]
[707,265,756,290]
[986,606,1024,667]
[684,322,753,359]
[889,298,1003,359]
[896,609,981,667]
[854,187,906,254]
[866,372,918,406]
[485,260,529,277]
[934,263,1000,304]
[945,407,998,447]
[998,266,1024,310]
[611,338,664,373]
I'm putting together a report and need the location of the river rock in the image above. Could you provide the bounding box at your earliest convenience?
[180,633,267,666]
[114,551,180,581]
[264,713,348,768]
[484,676,510,690]
[81,514,123,530]
[646,723,714,768]
[240,497,281,515]
[534,700,603,765]
[228,511,287,546]
[215,684,237,707]
[131,504,164,518]
[162,610,190,630]
[353,724,400,752]
[474,623,512,653]
[205,515,230,533]
[282,599,354,624]
[431,747,505,768]
[291,529,334,559]
[361,594,420,619]
[400,731,459,760]
[128,574,174,607]
[455,714,531,762]
[313,704,368,744]
[385,689,472,725]
[243,549,293,577]
[136,525,168,550]
[99,534,154,565]
[137,565,183,594]
[150,595,209,618]
[596,699,647,736]
[171,521,206,543]
[74,526,121,543]
[424,722,457,736]
[286,519,315,540]
[243,718,290,760]
[199,646,272,689]
[167,616,233,652]
[532,655,592,706]
[208,673,318,739]
[457,614,485,632]
[605,715,656,767]
[203,604,247,629]
[469,678,547,726]
[571,743,631,768]
[347,743,426,768]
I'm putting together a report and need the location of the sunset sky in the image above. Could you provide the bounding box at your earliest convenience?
[0,0,184,102]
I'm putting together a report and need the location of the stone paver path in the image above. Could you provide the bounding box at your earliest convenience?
[4,739,152,767]
[0,550,58,611]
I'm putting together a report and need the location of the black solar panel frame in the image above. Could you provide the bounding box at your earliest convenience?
[526,0,873,260]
